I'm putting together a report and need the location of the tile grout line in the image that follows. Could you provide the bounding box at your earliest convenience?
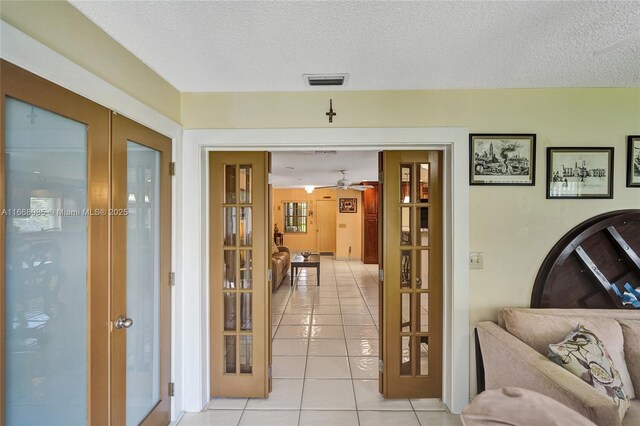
[296,267,316,426]
[339,259,362,426]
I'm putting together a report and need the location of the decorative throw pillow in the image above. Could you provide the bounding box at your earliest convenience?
[272,241,279,255]
[548,325,630,419]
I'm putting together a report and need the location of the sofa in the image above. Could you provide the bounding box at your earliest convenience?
[271,244,290,290]
[476,308,640,426]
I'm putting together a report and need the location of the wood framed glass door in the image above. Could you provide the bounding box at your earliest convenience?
[1,60,111,424]
[111,114,172,425]
[210,152,269,398]
[2,61,173,425]
[380,151,443,398]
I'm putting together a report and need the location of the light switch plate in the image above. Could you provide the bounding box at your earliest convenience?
[470,252,483,269]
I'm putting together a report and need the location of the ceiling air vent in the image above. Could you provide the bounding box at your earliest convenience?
[304,74,349,87]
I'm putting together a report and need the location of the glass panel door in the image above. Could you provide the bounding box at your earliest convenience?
[4,98,88,425]
[2,60,111,425]
[111,114,172,425]
[210,152,269,398]
[381,151,443,398]
[125,142,161,425]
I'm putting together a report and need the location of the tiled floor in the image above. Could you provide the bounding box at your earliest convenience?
[180,258,461,426]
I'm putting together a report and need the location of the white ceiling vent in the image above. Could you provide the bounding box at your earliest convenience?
[304,74,349,87]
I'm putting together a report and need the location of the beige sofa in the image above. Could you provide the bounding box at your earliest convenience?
[271,245,290,290]
[476,308,640,426]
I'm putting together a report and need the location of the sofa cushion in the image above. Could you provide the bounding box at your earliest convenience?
[462,387,597,426]
[619,320,640,393]
[502,308,636,399]
[623,399,640,426]
[272,255,284,271]
[548,325,630,419]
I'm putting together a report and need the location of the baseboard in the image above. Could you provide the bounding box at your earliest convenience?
[334,256,356,261]
[319,252,334,256]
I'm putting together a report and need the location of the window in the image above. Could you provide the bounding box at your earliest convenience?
[9,197,62,232]
[284,202,307,233]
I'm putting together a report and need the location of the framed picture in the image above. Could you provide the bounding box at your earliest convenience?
[469,134,536,185]
[547,147,614,199]
[627,135,640,187]
[339,198,357,213]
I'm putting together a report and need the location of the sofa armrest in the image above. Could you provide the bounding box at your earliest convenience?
[277,246,289,254]
[476,321,621,426]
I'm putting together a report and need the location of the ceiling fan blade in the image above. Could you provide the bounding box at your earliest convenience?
[315,185,339,189]
[349,185,374,191]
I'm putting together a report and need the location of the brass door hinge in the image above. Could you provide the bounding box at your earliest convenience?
[169,161,176,176]
[168,382,175,397]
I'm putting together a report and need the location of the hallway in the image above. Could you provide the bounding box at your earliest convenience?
[179,258,461,425]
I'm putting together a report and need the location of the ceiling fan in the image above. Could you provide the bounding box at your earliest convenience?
[318,170,374,191]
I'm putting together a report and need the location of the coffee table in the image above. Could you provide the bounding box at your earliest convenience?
[291,253,321,286]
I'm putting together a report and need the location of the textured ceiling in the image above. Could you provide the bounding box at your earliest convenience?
[271,151,378,188]
[70,1,640,92]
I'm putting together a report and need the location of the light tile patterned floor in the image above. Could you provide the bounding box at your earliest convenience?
[180,258,461,426]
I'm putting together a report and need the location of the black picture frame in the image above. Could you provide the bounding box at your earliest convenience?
[469,133,536,186]
[627,135,640,188]
[339,198,357,213]
[546,147,614,199]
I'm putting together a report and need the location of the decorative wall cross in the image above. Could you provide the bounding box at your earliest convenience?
[326,99,336,123]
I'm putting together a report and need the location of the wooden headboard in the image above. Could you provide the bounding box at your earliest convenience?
[530,209,640,309]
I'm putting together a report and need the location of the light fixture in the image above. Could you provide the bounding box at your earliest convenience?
[305,186,315,194]
[128,193,136,202]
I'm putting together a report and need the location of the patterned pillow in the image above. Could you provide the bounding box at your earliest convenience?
[548,325,630,419]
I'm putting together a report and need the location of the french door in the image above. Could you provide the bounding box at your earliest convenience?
[380,151,443,398]
[111,114,172,425]
[1,60,172,425]
[209,152,270,398]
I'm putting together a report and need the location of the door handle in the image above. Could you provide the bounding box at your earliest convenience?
[115,315,134,329]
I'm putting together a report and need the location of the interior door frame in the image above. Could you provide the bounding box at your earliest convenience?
[185,128,469,414]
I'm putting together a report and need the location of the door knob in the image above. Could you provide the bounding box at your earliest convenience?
[115,315,133,329]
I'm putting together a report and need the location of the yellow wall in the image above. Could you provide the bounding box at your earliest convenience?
[1,1,181,122]
[272,188,363,259]
[335,190,362,260]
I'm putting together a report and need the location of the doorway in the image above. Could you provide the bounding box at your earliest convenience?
[316,200,337,255]
[186,128,469,413]
[206,149,450,417]
[1,61,172,425]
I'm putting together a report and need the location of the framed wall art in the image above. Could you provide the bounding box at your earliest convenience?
[627,135,640,187]
[469,134,536,185]
[339,198,357,213]
[547,147,614,199]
